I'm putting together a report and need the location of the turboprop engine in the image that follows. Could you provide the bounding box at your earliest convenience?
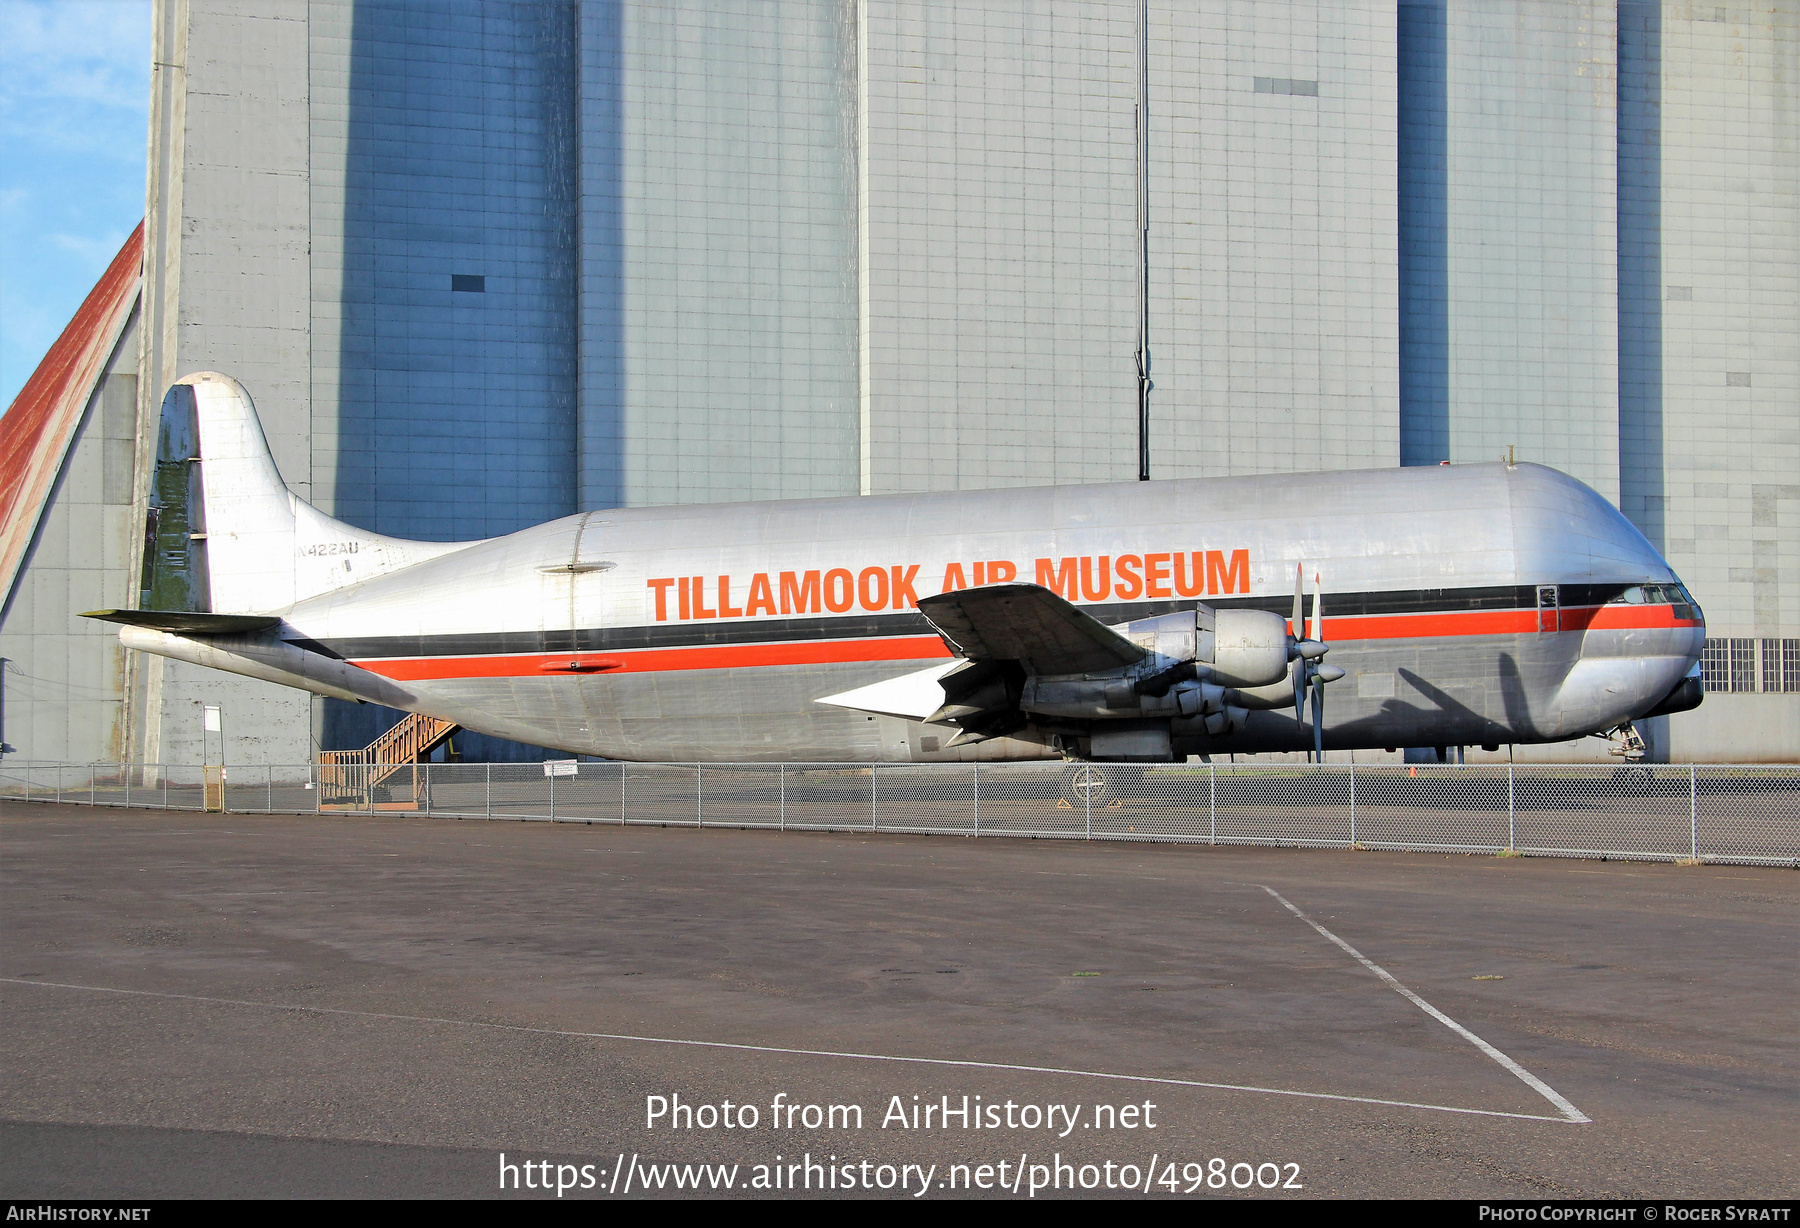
[1016,605,1290,738]
[819,572,1348,761]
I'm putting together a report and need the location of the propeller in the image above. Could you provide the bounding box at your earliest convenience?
[1289,565,1344,762]
[1290,564,1308,721]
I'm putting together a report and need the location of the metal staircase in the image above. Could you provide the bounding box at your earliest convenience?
[317,712,459,810]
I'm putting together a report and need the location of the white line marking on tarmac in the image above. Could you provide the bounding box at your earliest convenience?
[0,976,1578,1124]
[1257,885,1591,1124]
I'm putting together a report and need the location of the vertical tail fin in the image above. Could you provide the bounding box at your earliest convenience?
[149,373,475,615]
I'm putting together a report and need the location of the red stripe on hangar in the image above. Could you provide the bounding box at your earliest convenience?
[348,605,1696,682]
[356,635,955,681]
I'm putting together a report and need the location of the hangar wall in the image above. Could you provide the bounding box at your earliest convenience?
[1651,2,1799,759]
[136,0,317,767]
[309,0,582,542]
[1146,1,1401,481]
[5,0,1795,764]
[583,0,861,510]
[0,323,141,764]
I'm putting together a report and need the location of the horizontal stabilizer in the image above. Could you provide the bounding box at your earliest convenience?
[917,583,1146,675]
[81,609,279,635]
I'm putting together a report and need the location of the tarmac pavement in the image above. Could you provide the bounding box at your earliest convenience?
[0,798,1793,1199]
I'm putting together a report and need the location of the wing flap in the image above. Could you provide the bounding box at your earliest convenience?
[916,583,1146,675]
[816,660,966,721]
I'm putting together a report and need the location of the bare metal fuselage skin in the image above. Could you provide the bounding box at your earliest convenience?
[208,461,1700,762]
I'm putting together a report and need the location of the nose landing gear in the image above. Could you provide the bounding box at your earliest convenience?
[1604,722,1648,762]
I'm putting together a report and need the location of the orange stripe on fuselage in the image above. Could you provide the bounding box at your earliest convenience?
[352,605,1700,682]
[359,635,953,681]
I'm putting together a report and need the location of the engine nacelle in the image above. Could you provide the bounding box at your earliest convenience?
[1019,675,1225,720]
[1209,609,1289,687]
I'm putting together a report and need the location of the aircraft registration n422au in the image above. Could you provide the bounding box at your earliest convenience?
[88,373,1705,764]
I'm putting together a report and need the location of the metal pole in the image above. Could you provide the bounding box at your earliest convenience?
[779,762,786,831]
[1085,767,1093,836]
[619,761,626,825]
[871,763,878,832]
[1690,763,1698,861]
[90,762,95,807]
[1508,763,1516,851]
[1349,763,1356,847]
[1134,0,1151,481]
[549,766,556,822]
[1209,763,1217,845]
[485,761,492,819]
[972,762,979,837]
[56,764,62,805]
[697,763,702,828]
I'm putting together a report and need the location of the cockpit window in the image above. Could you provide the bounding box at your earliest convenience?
[1607,583,1702,621]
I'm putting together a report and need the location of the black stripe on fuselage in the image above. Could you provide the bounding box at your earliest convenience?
[300,582,1633,662]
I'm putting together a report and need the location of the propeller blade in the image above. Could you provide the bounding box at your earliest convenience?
[1311,570,1323,644]
[1291,657,1307,727]
[1311,675,1325,762]
[1292,563,1305,640]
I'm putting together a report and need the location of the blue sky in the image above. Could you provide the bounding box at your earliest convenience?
[0,0,151,408]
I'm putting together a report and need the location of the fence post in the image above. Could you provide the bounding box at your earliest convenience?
[1209,763,1217,845]
[123,764,131,808]
[779,763,786,832]
[55,765,62,805]
[163,768,169,810]
[1508,763,1516,852]
[1086,766,1094,840]
[973,762,979,837]
[90,764,95,807]
[266,763,273,814]
[1349,763,1356,847]
[1690,764,1698,861]
[549,767,556,822]
[696,764,703,828]
[871,764,878,832]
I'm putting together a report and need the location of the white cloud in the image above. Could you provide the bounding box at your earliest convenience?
[0,1,151,159]
[0,1,151,107]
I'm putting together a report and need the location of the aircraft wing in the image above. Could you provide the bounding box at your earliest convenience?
[916,583,1146,675]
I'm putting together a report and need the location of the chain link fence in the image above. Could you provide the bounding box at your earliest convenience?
[2,760,1795,867]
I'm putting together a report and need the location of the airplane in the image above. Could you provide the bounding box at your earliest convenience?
[87,373,1706,765]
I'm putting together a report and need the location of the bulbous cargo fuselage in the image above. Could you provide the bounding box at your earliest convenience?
[270,461,1700,762]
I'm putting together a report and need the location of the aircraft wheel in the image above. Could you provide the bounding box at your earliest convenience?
[1062,764,1110,806]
